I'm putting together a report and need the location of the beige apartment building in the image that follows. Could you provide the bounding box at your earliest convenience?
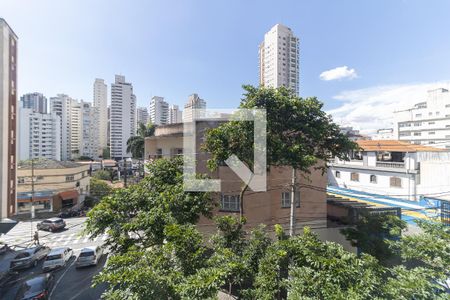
[144,122,327,233]
[17,160,90,214]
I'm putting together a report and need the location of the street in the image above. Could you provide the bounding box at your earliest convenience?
[0,217,108,299]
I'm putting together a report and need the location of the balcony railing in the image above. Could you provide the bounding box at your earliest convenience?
[376,161,405,169]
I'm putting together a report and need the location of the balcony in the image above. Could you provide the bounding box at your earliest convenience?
[375,161,405,169]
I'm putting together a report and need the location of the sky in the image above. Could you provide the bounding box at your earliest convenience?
[2,0,450,134]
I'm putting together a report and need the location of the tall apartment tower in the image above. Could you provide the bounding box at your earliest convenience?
[80,101,99,159]
[149,96,169,125]
[50,94,74,160]
[259,24,300,95]
[110,75,137,159]
[169,105,182,124]
[19,107,61,161]
[183,93,206,122]
[0,19,18,219]
[20,92,48,113]
[93,79,108,154]
[395,88,450,149]
[137,107,149,126]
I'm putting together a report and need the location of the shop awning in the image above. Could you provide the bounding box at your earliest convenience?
[58,190,79,200]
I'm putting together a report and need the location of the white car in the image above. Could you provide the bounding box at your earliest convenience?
[76,246,103,268]
[42,247,73,272]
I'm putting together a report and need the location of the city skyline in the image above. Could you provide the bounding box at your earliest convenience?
[3,1,450,134]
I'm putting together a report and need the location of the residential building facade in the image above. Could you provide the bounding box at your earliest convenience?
[328,140,450,201]
[145,122,327,234]
[259,24,300,95]
[169,104,182,124]
[137,106,149,126]
[17,160,90,214]
[183,94,206,122]
[149,96,169,125]
[20,92,47,114]
[19,108,61,161]
[93,78,108,154]
[110,75,137,159]
[0,18,18,219]
[394,88,450,149]
[372,128,394,140]
[80,101,99,159]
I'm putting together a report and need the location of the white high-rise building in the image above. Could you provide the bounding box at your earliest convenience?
[149,96,169,125]
[80,101,99,159]
[93,78,108,154]
[19,108,61,161]
[259,24,300,95]
[110,75,137,159]
[395,88,450,149]
[183,93,206,122]
[20,92,48,114]
[0,18,18,218]
[169,105,182,124]
[137,107,149,126]
[50,95,100,160]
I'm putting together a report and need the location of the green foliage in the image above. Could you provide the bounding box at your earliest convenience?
[127,122,156,158]
[89,178,113,200]
[93,169,112,181]
[203,85,357,174]
[341,213,407,265]
[102,147,111,159]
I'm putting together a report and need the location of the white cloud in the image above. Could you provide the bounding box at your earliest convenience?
[327,80,450,135]
[319,66,358,81]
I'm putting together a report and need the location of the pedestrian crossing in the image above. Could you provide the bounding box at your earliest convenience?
[0,217,108,249]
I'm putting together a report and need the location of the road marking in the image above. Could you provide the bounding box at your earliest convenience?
[49,257,77,300]
[63,234,75,246]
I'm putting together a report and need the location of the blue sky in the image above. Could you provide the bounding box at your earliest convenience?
[3,0,450,133]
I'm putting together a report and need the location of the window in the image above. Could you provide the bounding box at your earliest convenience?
[18,177,25,184]
[65,175,74,182]
[156,148,162,158]
[281,191,300,208]
[414,132,422,136]
[370,175,377,184]
[429,112,433,116]
[36,176,44,181]
[414,122,422,126]
[390,177,402,188]
[350,172,359,182]
[335,171,341,178]
[415,114,422,118]
[220,195,240,212]
[429,131,435,135]
[428,122,435,125]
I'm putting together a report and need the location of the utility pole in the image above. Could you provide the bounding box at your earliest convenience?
[124,159,128,188]
[289,167,297,237]
[30,158,36,243]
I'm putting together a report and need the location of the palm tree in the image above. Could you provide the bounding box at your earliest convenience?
[127,122,155,158]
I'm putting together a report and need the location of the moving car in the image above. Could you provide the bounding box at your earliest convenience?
[37,218,66,232]
[14,273,54,300]
[42,247,73,272]
[76,246,103,268]
[9,246,51,271]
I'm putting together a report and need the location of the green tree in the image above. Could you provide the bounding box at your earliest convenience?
[341,213,407,266]
[203,85,357,222]
[85,157,213,253]
[102,147,111,159]
[127,122,156,159]
[89,178,113,200]
[93,169,112,181]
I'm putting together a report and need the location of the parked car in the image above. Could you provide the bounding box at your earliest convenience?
[42,247,73,272]
[9,246,51,271]
[14,273,54,300]
[76,246,103,268]
[37,218,66,232]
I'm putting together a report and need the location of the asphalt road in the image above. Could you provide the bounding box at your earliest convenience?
[0,217,108,299]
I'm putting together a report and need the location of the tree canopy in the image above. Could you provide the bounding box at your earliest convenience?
[127,122,156,159]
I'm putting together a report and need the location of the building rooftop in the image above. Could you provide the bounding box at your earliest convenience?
[357,140,446,152]
[18,159,84,170]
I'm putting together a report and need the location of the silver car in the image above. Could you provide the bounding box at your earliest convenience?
[9,245,51,270]
[37,217,66,232]
[76,246,103,268]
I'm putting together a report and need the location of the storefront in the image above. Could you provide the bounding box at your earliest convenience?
[16,190,54,214]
